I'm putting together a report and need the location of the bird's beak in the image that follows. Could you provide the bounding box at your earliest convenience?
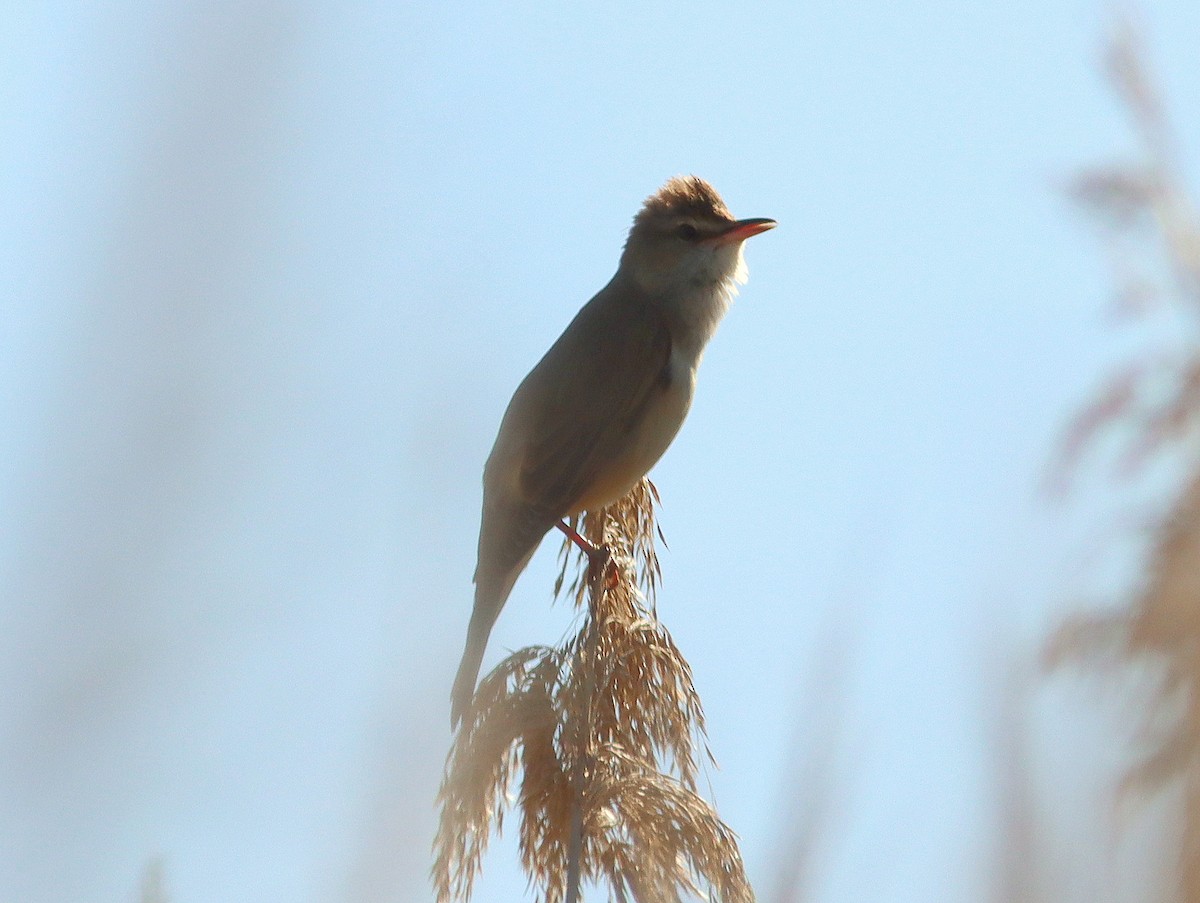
[708,217,777,246]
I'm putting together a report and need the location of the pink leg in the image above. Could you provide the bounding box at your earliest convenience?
[555,520,615,587]
[555,519,598,555]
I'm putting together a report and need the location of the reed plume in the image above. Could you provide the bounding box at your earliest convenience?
[433,478,753,903]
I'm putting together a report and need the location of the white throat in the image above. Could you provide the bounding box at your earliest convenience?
[668,243,747,364]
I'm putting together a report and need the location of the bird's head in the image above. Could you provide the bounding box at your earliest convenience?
[618,176,776,297]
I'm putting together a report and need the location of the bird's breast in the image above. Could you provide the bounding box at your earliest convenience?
[570,346,696,514]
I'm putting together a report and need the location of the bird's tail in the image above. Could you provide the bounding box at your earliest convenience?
[452,508,547,729]
[450,567,516,729]
[450,615,489,728]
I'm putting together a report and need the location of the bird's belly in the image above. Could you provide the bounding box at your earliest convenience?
[570,357,695,513]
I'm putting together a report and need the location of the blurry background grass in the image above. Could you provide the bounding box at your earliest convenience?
[1045,19,1200,903]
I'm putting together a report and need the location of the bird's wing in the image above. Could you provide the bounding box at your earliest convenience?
[514,287,671,518]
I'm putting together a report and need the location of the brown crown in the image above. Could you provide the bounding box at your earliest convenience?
[634,176,734,226]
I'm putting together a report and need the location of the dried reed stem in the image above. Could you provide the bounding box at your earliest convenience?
[564,545,610,903]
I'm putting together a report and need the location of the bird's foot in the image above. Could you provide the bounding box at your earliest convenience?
[556,520,619,590]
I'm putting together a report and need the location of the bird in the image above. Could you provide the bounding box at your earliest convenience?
[450,175,775,727]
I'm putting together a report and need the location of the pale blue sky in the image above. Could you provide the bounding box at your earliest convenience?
[3,3,1199,902]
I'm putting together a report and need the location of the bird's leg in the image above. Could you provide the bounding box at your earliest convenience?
[556,520,617,588]
[556,519,598,556]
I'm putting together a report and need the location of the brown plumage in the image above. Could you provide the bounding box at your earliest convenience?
[451,176,774,727]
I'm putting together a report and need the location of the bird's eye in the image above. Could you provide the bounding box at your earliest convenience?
[675,223,699,241]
